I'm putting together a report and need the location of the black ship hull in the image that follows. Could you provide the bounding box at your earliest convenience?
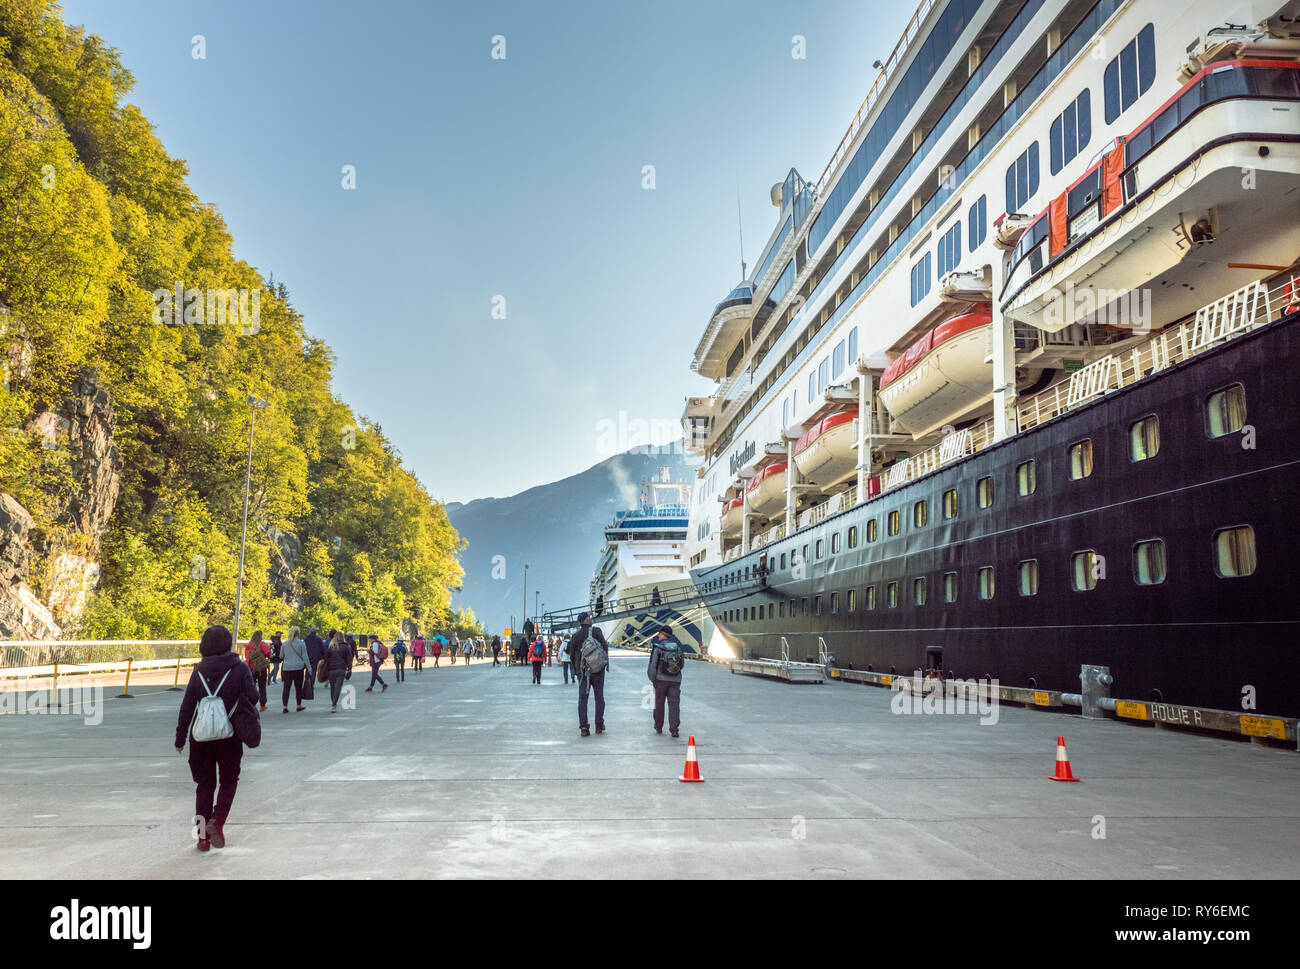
[694,309,1300,718]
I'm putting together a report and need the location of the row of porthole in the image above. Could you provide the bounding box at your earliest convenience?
[720,524,1257,625]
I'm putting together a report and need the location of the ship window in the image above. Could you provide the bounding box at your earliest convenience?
[782,398,789,429]
[1072,550,1100,591]
[943,489,958,519]
[977,476,994,508]
[816,539,825,559]
[847,589,856,612]
[1018,559,1039,597]
[808,371,816,403]
[1068,440,1094,480]
[830,592,839,614]
[779,601,785,619]
[866,585,877,610]
[780,553,786,570]
[968,195,987,250]
[1005,142,1040,214]
[943,572,958,603]
[914,577,927,606]
[848,327,858,366]
[833,340,846,379]
[1130,415,1159,462]
[814,595,822,615]
[789,598,796,614]
[818,357,830,393]
[1134,539,1167,585]
[914,500,928,528]
[1104,24,1156,124]
[910,251,932,307]
[1214,525,1256,578]
[978,566,995,600]
[802,544,809,563]
[937,220,962,278]
[888,510,901,535]
[1206,384,1246,438]
[867,519,878,542]
[831,532,841,553]
[1017,460,1037,496]
[769,603,775,620]
[886,582,899,608]
[801,597,809,616]
[848,525,858,549]
[1049,89,1092,176]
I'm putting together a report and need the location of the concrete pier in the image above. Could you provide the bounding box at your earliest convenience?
[1,650,1295,878]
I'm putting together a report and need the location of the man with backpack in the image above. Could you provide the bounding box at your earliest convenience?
[175,624,259,851]
[647,625,685,738]
[567,612,609,736]
[392,637,408,682]
[365,635,389,693]
[528,636,546,684]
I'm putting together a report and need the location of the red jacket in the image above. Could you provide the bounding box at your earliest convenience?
[528,641,546,662]
[244,641,270,666]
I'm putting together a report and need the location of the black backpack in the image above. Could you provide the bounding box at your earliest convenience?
[658,642,683,677]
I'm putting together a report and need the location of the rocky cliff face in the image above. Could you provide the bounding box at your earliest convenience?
[0,369,122,640]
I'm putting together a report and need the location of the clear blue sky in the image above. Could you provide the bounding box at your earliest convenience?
[60,0,916,503]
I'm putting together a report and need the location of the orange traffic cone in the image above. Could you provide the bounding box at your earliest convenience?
[678,735,705,783]
[1049,735,1080,782]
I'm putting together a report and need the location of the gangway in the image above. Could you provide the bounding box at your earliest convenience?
[543,576,766,631]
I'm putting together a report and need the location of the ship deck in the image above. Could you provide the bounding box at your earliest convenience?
[2,652,1294,879]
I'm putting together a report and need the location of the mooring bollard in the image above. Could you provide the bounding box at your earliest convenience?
[117,657,135,699]
[1079,664,1113,719]
[170,656,183,691]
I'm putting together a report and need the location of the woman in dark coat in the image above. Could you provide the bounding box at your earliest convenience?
[175,624,258,851]
[325,630,354,712]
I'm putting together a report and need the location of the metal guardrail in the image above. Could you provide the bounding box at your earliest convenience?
[2,640,200,670]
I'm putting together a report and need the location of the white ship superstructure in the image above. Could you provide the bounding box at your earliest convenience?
[683,0,1300,574]
[587,469,716,652]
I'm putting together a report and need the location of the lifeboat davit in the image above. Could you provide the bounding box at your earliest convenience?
[792,410,858,488]
[744,462,787,516]
[877,305,993,438]
[720,497,743,536]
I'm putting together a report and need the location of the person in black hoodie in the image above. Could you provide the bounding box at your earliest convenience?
[175,624,258,851]
[304,628,326,684]
[325,630,354,712]
[268,632,283,684]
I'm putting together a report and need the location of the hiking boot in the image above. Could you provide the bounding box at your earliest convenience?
[580,727,590,736]
[197,837,210,852]
[209,822,225,849]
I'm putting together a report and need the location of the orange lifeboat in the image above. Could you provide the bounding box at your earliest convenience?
[877,306,993,438]
[720,497,743,536]
[792,410,858,488]
[744,462,788,516]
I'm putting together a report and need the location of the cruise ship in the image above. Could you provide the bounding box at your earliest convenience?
[587,469,715,652]
[680,0,1300,717]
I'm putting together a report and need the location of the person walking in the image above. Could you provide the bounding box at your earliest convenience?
[431,635,443,668]
[647,625,685,738]
[392,637,407,682]
[462,636,473,667]
[528,636,545,684]
[651,586,661,606]
[268,632,283,684]
[325,630,353,713]
[175,624,258,851]
[594,594,604,617]
[280,626,310,713]
[365,635,389,692]
[567,612,609,736]
[450,632,461,665]
[559,634,574,684]
[491,634,502,666]
[243,629,271,711]
[305,629,327,683]
[411,633,426,673]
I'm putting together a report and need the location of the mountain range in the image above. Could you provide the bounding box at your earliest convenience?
[447,449,694,633]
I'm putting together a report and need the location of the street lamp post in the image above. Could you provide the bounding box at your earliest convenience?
[523,563,529,633]
[232,394,269,647]
[534,591,540,631]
